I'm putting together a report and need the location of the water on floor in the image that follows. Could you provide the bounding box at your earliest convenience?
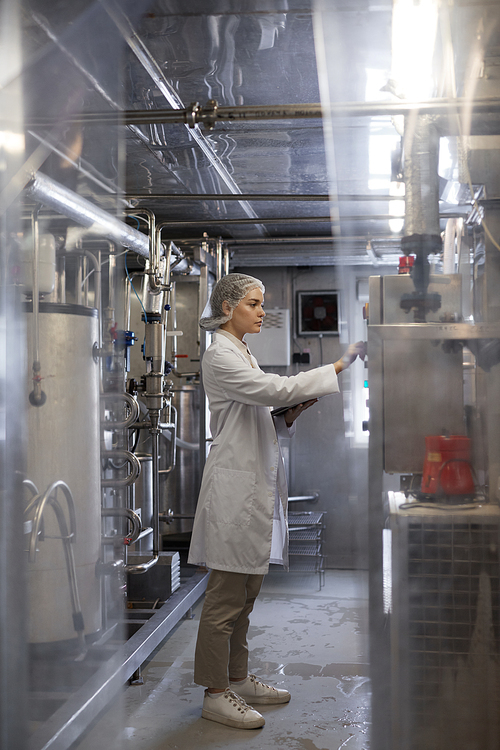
[74,569,370,750]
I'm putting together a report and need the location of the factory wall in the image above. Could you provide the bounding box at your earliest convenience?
[236,263,382,569]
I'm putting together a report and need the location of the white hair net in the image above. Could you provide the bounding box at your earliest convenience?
[199,273,265,331]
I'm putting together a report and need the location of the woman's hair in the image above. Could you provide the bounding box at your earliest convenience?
[199,273,265,331]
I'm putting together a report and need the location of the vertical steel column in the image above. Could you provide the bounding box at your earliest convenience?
[197,243,211,477]
[367,275,392,750]
[0,0,28,746]
[482,209,500,502]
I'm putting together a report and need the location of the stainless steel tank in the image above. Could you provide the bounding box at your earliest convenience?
[166,385,200,535]
[25,302,101,643]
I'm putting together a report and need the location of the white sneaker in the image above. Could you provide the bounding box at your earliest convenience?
[201,688,265,729]
[230,674,291,705]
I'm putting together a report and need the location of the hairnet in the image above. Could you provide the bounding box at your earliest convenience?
[199,273,265,331]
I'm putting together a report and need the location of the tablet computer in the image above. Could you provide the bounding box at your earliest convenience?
[270,404,301,418]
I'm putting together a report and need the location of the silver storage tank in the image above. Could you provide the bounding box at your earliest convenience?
[25,302,101,643]
[167,385,200,535]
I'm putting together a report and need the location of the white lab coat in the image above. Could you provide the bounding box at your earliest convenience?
[187,331,340,575]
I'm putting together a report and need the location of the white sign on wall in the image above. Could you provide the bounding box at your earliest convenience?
[246,308,290,366]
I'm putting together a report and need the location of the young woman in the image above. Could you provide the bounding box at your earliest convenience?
[188,273,365,729]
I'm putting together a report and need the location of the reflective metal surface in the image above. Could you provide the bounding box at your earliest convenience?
[4,2,500,750]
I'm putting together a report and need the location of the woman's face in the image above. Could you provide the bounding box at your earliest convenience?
[221,287,265,340]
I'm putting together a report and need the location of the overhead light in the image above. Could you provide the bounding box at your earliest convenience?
[0,130,24,155]
[390,0,439,101]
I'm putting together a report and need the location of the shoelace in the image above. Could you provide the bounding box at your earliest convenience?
[223,689,251,712]
[248,674,277,692]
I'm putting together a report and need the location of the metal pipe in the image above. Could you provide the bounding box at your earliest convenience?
[29,206,46,407]
[23,479,39,499]
[151,212,463,228]
[76,256,83,306]
[31,206,40,365]
[127,192,332,202]
[101,450,141,488]
[155,222,198,276]
[101,507,141,545]
[27,481,77,562]
[126,430,160,574]
[216,238,223,282]
[100,392,139,430]
[151,430,160,557]
[83,250,101,346]
[160,512,195,522]
[288,494,319,503]
[128,209,159,284]
[123,192,472,203]
[131,527,153,543]
[159,413,177,475]
[171,282,177,362]
[124,270,145,330]
[26,172,151,258]
[162,242,172,294]
[32,492,86,654]
[26,97,500,128]
[107,248,116,315]
[223,235,403,245]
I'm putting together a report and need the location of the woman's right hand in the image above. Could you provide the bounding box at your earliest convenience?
[334,341,366,373]
[284,399,318,428]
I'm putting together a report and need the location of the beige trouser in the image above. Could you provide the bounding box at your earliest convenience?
[194,569,265,688]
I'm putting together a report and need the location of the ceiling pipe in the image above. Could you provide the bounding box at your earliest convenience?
[26,171,150,257]
[177,235,403,246]
[126,193,334,202]
[112,193,472,209]
[26,97,500,128]
[151,212,463,228]
[231,252,399,267]
[25,171,196,273]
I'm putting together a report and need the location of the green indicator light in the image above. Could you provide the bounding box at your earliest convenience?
[364,380,369,388]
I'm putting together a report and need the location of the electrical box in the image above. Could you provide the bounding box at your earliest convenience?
[246,308,290,366]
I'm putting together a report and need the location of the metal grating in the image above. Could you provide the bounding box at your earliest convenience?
[405,520,500,748]
[289,529,322,541]
[289,511,324,526]
[287,511,325,588]
[289,543,322,556]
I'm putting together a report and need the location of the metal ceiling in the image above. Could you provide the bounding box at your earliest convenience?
[19,0,500,266]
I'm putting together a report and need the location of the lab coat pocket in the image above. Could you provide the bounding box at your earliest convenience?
[209,467,256,527]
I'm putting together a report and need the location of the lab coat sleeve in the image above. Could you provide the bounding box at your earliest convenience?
[205,345,339,407]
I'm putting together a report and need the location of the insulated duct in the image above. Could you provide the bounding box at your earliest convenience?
[401,115,442,321]
[403,115,440,240]
[25,172,197,274]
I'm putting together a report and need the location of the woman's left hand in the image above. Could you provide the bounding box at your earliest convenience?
[285,399,318,428]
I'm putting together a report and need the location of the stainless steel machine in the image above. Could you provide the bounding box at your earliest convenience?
[367,176,500,750]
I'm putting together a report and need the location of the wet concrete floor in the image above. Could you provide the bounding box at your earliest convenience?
[75,569,370,750]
